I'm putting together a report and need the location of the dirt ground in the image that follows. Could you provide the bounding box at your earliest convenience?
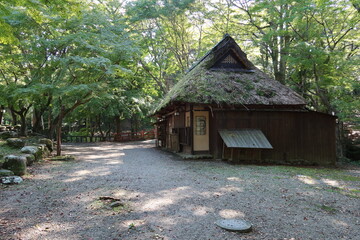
[1,141,360,240]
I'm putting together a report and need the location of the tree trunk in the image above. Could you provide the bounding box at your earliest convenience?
[56,106,65,156]
[19,114,27,136]
[336,121,345,160]
[0,111,3,126]
[48,123,56,140]
[96,115,104,138]
[32,109,44,133]
[10,109,17,126]
[115,116,121,134]
[56,118,62,156]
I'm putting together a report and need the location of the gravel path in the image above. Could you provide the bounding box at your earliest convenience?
[1,141,360,240]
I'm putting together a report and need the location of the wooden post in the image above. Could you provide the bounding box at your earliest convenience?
[222,142,225,160]
[190,104,194,155]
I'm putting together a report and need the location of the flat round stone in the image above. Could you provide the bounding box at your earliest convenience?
[215,219,252,232]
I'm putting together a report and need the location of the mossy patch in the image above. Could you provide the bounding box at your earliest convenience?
[51,155,76,161]
[314,204,338,214]
[256,165,360,182]
[89,196,129,214]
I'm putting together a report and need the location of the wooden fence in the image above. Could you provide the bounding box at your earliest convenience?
[113,129,155,142]
[63,135,112,143]
[63,129,155,143]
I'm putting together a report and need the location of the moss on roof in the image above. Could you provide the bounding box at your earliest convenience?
[154,37,306,114]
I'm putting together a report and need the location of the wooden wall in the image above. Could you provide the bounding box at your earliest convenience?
[210,110,337,165]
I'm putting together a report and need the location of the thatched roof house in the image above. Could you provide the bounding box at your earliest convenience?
[154,35,336,166]
[155,34,305,114]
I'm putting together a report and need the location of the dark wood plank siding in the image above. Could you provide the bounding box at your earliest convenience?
[210,110,336,165]
[174,112,185,128]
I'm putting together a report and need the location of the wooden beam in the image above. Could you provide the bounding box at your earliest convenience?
[222,142,225,160]
[190,104,194,155]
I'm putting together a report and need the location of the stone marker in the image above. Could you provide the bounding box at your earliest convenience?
[0,169,14,177]
[215,219,252,232]
[1,176,23,184]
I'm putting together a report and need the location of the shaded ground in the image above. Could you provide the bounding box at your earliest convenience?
[1,141,360,240]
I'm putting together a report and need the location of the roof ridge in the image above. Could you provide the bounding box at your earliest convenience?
[186,34,233,73]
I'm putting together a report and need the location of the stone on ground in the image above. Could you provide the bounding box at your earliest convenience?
[36,144,51,157]
[215,219,252,232]
[3,155,27,176]
[0,131,18,140]
[1,176,23,184]
[0,169,14,177]
[39,138,53,152]
[22,154,35,166]
[6,138,25,148]
[109,201,124,208]
[21,146,42,161]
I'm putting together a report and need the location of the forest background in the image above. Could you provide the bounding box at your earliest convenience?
[0,0,359,158]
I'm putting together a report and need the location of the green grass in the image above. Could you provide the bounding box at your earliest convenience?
[323,187,360,199]
[261,165,360,182]
[196,163,360,182]
[349,189,360,193]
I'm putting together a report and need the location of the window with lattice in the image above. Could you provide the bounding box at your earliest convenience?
[222,55,238,64]
[211,51,248,70]
[195,116,206,135]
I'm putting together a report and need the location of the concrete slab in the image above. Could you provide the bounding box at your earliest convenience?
[215,219,252,232]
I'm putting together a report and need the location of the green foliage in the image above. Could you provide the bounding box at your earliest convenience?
[228,0,360,123]
[0,0,143,139]
[0,0,359,142]
[127,0,207,96]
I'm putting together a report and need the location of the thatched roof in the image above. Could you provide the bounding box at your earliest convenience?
[154,35,306,113]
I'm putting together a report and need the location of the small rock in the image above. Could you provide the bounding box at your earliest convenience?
[1,176,23,184]
[6,138,25,148]
[110,201,124,208]
[3,155,27,176]
[0,169,14,177]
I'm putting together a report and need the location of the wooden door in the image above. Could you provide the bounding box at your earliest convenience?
[193,111,209,151]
